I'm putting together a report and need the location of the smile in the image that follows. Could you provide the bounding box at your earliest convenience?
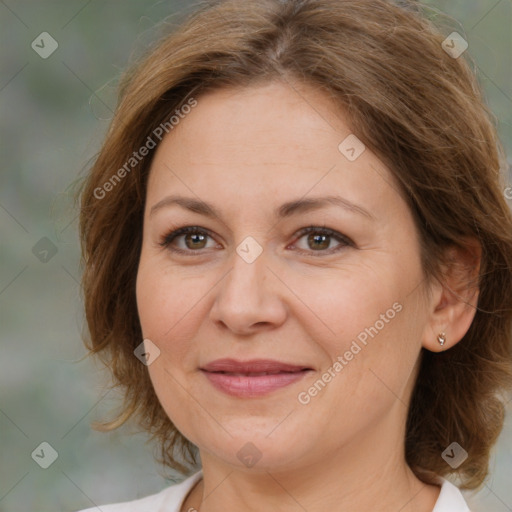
[199,359,313,397]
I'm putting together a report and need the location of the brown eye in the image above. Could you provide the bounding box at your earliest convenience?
[306,232,331,251]
[160,227,217,253]
[292,227,353,256]
[183,231,208,250]
[159,225,353,257]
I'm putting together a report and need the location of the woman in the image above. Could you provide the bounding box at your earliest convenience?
[76,0,512,511]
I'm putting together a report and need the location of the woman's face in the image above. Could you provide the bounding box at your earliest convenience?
[136,80,435,472]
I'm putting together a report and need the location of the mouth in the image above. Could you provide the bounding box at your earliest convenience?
[208,371,308,376]
[200,359,313,397]
[200,358,313,374]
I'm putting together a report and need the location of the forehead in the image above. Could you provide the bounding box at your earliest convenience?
[145,81,403,220]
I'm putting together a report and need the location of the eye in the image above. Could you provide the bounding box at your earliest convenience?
[290,226,353,256]
[158,225,353,256]
[159,226,218,254]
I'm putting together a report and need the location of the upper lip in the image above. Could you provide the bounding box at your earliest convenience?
[200,358,312,374]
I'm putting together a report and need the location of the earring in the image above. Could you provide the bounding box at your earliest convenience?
[437,332,446,346]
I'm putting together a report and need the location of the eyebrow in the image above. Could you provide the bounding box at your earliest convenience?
[149,194,374,221]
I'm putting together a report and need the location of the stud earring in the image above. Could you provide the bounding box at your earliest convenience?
[437,332,446,346]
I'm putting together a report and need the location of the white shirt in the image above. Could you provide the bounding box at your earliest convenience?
[76,469,470,511]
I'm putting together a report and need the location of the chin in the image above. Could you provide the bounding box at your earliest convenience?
[200,430,312,472]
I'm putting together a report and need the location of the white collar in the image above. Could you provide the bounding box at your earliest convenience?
[432,476,471,511]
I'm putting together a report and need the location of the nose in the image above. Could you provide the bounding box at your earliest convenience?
[209,244,287,336]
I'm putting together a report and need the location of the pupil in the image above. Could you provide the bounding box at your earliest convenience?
[309,233,329,250]
[187,233,206,249]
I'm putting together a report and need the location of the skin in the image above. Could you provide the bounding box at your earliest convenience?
[136,80,480,512]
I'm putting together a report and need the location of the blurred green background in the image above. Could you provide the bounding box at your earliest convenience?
[0,1,511,511]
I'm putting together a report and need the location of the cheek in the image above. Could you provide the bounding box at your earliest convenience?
[294,261,425,396]
[135,254,216,386]
[136,255,203,342]
[136,261,204,438]
[330,291,426,413]
[304,301,424,442]
[285,264,402,353]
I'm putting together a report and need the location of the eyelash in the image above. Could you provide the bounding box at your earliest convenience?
[158,225,354,257]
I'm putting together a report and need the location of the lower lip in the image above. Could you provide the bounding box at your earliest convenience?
[201,370,311,397]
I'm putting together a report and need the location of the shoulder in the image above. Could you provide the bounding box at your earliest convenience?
[432,477,471,512]
[74,470,203,512]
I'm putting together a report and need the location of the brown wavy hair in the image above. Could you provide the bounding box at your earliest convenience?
[78,0,512,490]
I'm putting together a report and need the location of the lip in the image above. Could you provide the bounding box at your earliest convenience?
[200,358,313,397]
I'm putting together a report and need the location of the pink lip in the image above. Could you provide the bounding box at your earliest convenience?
[200,358,313,398]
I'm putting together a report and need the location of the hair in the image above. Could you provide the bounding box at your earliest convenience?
[78,0,512,490]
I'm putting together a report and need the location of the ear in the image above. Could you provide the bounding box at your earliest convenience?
[421,238,482,352]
